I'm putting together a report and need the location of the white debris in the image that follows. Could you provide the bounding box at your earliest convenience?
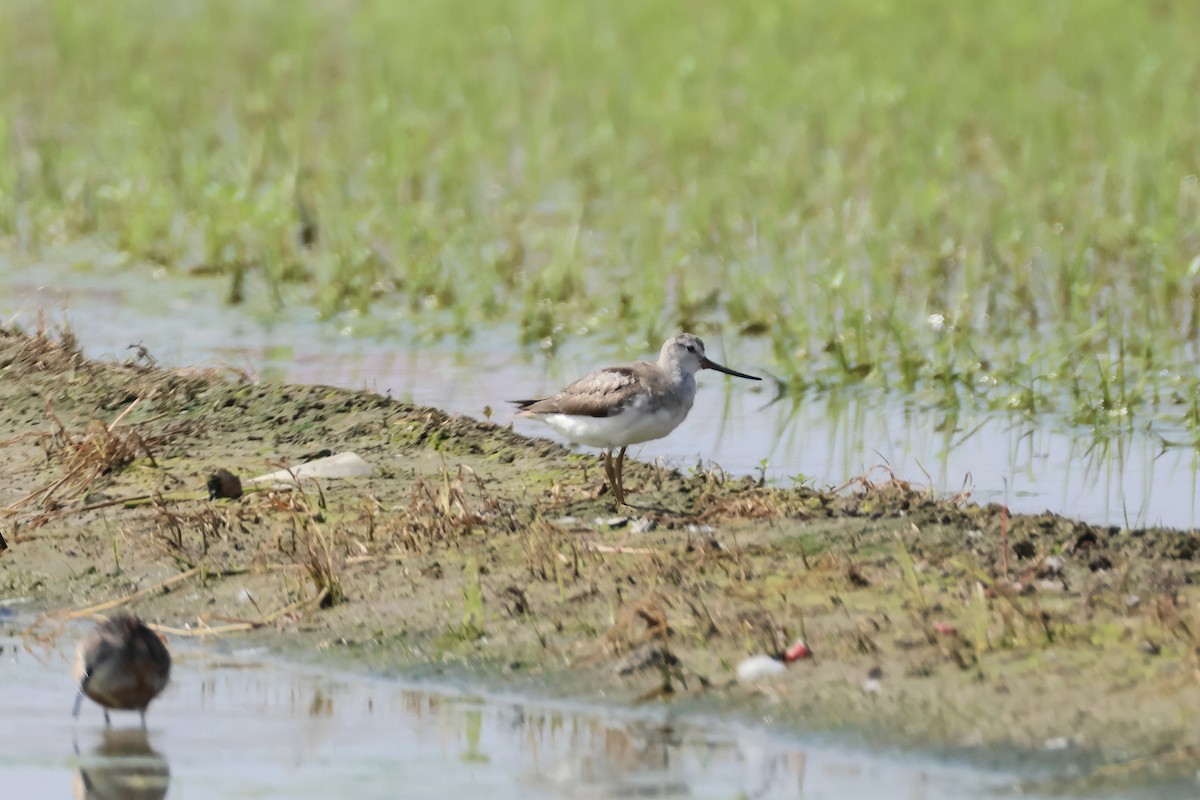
[736,654,787,683]
[248,452,374,486]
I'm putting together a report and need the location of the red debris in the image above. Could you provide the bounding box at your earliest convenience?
[784,638,812,662]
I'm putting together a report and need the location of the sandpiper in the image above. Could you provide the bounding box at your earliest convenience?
[512,333,760,505]
[73,612,172,727]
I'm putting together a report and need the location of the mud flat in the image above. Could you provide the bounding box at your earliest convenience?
[2,326,1198,790]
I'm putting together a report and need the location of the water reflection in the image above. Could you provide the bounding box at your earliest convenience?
[1,623,1188,799]
[524,718,691,797]
[3,252,1199,528]
[73,729,169,800]
[391,695,809,799]
[754,390,1200,528]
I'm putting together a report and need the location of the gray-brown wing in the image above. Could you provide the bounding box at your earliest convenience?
[511,366,644,418]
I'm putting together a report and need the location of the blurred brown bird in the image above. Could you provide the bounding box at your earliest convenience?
[73,612,172,727]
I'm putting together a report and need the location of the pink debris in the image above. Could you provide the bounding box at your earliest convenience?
[784,638,812,662]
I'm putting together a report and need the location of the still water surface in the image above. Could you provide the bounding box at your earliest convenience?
[0,616,1127,800]
[3,251,1199,529]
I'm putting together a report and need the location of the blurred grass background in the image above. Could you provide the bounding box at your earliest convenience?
[2,0,1199,425]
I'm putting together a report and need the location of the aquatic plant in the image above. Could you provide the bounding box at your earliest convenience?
[3,1,1200,429]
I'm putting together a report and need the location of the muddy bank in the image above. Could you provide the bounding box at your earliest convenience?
[2,326,1198,788]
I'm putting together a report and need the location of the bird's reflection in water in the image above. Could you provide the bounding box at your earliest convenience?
[510,710,810,799]
[73,728,170,800]
[524,717,694,798]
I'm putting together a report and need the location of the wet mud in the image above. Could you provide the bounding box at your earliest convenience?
[2,326,1199,790]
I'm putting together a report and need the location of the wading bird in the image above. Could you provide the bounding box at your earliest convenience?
[74,612,172,727]
[513,333,760,505]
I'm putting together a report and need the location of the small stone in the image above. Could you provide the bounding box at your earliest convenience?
[1039,556,1065,577]
[1043,736,1070,751]
[207,468,243,500]
[1124,595,1141,609]
[862,666,884,695]
[1140,640,1161,656]
[631,518,657,535]
[1013,540,1037,559]
[686,524,715,534]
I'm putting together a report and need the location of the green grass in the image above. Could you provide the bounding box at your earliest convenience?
[3,0,1200,425]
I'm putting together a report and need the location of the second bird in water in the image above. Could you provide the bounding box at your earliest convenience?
[74,612,172,728]
[513,333,761,505]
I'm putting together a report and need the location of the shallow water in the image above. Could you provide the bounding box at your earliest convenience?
[0,614,1155,800]
[3,249,1199,529]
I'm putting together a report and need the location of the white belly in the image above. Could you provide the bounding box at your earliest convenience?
[540,400,690,449]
